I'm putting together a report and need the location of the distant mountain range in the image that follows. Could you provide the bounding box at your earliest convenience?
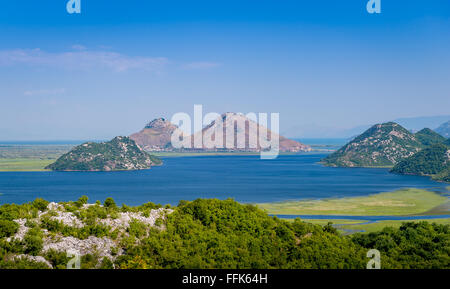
[436,121,450,138]
[130,113,311,153]
[285,115,450,139]
[46,136,162,171]
[393,115,450,133]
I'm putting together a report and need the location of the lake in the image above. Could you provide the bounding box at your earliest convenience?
[0,154,448,206]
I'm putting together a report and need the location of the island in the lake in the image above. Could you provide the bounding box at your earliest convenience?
[321,122,450,182]
[45,136,162,171]
[322,122,436,167]
[130,113,311,153]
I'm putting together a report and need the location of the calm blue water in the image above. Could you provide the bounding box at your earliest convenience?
[0,154,448,206]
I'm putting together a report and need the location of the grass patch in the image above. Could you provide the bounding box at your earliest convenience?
[257,188,449,216]
[340,218,450,234]
[0,144,72,159]
[0,158,54,171]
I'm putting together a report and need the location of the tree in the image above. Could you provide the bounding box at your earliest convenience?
[104,198,117,209]
[0,219,19,238]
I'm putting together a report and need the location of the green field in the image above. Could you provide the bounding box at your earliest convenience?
[0,144,71,171]
[338,218,450,234]
[257,188,449,216]
[284,217,450,234]
[0,158,54,171]
[0,144,72,159]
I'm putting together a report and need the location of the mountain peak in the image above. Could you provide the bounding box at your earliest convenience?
[131,118,178,151]
[191,112,310,152]
[131,113,310,153]
[415,128,446,146]
[144,118,177,129]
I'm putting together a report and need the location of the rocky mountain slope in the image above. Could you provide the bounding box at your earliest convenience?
[130,114,311,153]
[46,136,161,171]
[322,122,423,167]
[130,118,178,151]
[435,120,450,138]
[186,113,311,152]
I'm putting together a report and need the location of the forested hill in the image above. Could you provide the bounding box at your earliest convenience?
[415,128,447,146]
[392,142,450,182]
[322,122,423,167]
[45,136,161,171]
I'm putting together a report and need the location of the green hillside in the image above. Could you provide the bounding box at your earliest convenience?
[415,128,447,146]
[46,136,161,171]
[322,122,422,167]
[391,143,450,182]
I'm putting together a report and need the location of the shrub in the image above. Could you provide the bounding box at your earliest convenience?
[75,195,89,208]
[44,249,71,269]
[104,198,117,209]
[128,219,147,238]
[23,227,44,256]
[100,257,114,269]
[31,198,49,211]
[0,219,19,238]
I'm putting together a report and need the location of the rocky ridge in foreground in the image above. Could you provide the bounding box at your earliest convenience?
[3,199,171,268]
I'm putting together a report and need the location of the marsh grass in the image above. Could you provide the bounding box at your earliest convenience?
[339,218,450,234]
[257,188,449,216]
[0,158,54,171]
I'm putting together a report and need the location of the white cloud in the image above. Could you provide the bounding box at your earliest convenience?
[71,44,87,51]
[0,48,168,72]
[181,61,222,70]
[24,88,66,96]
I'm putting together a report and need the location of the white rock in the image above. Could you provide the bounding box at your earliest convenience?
[100,208,171,232]
[14,254,53,268]
[43,236,120,261]
[47,202,63,211]
[7,219,29,242]
[50,211,84,228]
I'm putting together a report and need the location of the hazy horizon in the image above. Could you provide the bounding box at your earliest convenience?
[0,113,448,142]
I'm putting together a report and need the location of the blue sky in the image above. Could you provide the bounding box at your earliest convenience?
[0,0,449,140]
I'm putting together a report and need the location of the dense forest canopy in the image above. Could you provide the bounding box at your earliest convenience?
[391,143,450,182]
[0,198,449,269]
